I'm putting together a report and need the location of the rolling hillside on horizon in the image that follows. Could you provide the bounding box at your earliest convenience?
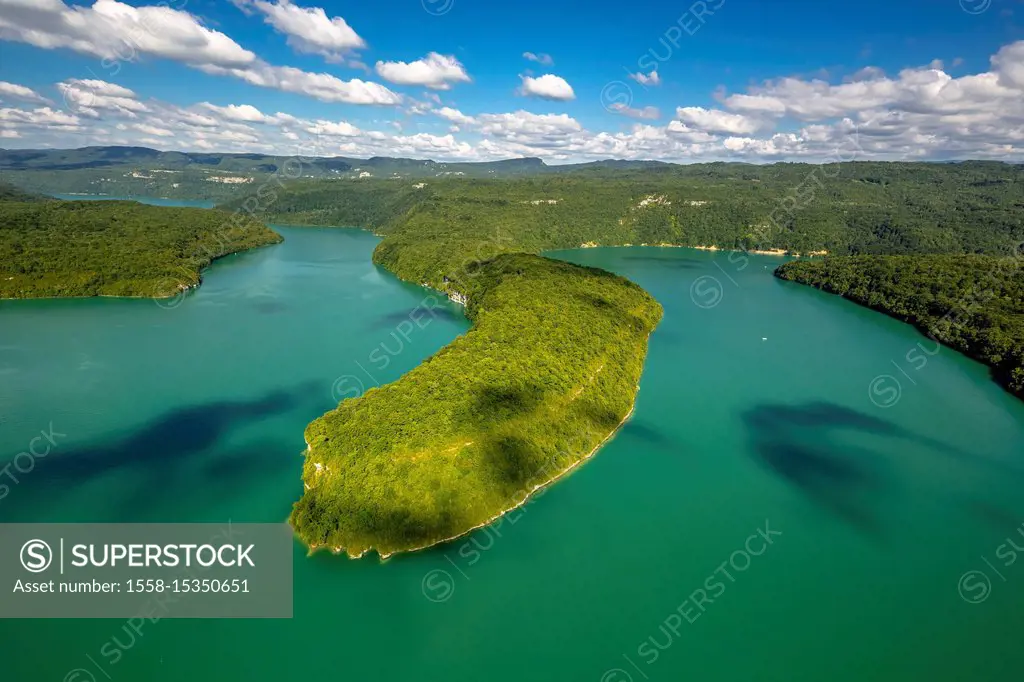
[3,145,1020,202]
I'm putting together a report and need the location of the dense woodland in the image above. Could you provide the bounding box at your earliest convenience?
[0,189,281,299]
[0,145,550,201]
[776,255,1024,397]
[292,254,661,556]
[224,160,1024,554]
[225,161,1024,262]
[4,156,1022,554]
[0,183,49,202]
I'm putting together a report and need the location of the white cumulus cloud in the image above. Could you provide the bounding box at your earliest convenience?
[675,107,767,134]
[523,52,553,66]
[518,74,576,101]
[57,79,148,118]
[992,40,1024,90]
[0,81,50,104]
[478,110,582,147]
[630,70,661,86]
[0,0,399,106]
[610,103,661,120]
[0,106,80,130]
[200,62,401,105]
[133,122,174,137]
[375,53,471,90]
[0,0,256,67]
[306,120,361,136]
[200,103,267,123]
[435,107,477,125]
[233,0,365,61]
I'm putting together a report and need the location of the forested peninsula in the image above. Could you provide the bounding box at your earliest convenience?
[775,255,1024,398]
[219,160,1024,557]
[0,187,281,299]
[296,255,660,557]
[242,181,667,557]
[4,157,1021,557]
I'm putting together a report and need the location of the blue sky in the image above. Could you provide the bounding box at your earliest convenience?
[0,0,1022,162]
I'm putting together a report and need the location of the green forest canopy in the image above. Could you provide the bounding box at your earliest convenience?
[4,159,1023,555]
[0,190,281,299]
[775,255,1024,397]
[292,254,661,557]
[224,160,1024,262]
[238,161,1024,556]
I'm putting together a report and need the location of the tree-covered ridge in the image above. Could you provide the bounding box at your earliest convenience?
[0,182,48,203]
[8,146,1023,217]
[226,161,1024,555]
[775,255,1024,397]
[268,182,668,556]
[0,199,282,299]
[0,145,550,201]
[291,254,661,557]
[226,160,1024,259]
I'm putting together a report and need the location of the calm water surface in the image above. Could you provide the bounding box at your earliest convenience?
[1,224,1023,681]
[50,194,216,208]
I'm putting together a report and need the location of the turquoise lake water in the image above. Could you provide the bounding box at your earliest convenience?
[1,222,1023,681]
[50,194,216,208]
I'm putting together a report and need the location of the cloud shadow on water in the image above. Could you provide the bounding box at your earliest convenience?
[619,419,677,453]
[1,382,322,522]
[619,255,703,270]
[252,300,290,315]
[741,400,986,537]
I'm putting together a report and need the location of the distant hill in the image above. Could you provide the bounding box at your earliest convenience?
[0,146,560,200]
[222,160,1024,258]
[3,146,1022,205]
[0,145,553,174]
[0,180,47,202]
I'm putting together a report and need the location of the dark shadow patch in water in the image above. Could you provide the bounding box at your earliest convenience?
[620,419,676,452]
[40,387,307,479]
[0,382,325,520]
[619,255,703,270]
[753,438,884,535]
[201,437,298,482]
[742,401,977,537]
[964,499,1024,531]
[648,329,689,349]
[749,402,892,433]
[252,300,289,315]
[110,437,301,521]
